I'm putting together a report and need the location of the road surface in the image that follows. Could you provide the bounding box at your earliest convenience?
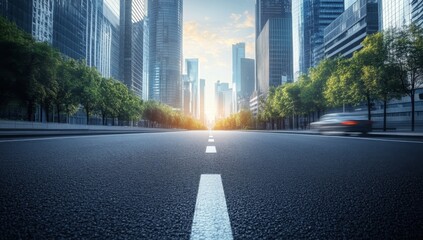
[1,131,422,239]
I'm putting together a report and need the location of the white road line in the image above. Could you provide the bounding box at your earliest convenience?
[205,146,217,153]
[190,174,233,240]
[209,135,213,138]
[208,139,215,142]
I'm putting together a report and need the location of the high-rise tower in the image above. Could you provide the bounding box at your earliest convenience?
[255,0,293,95]
[148,0,183,109]
[120,0,147,98]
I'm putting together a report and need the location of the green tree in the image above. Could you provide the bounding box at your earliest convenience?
[388,25,423,131]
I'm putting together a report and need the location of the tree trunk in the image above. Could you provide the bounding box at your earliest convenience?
[86,109,90,125]
[56,104,61,123]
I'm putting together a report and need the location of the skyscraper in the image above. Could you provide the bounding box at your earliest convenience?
[199,79,205,124]
[232,42,245,94]
[148,0,183,110]
[412,0,423,27]
[186,59,199,119]
[293,0,344,77]
[120,0,147,98]
[256,0,293,95]
[324,0,379,59]
[380,0,412,31]
[344,0,356,10]
[239,58,255,110]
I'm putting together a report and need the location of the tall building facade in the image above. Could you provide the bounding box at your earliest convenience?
[412,0,423,27]
[186,58,199,118]
[256,0,293,95]
[232,42,245,93]
[380,0,412,31]
[0,0,121,81]
[148,0,183,109]
[344,0,356,10]
[324,0,379,59]
[120,0,147,97]
[199,79,205,124]
[239,58,255,110]
[215,81,230,119]
[293,0,344,78]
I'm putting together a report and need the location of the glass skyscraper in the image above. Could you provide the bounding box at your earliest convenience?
[232,42,245,94]
[380,0,412,30]
[324,0,379,59]
[412,0,423,27]
[256,0,292,95]
[186,59,199,119]
[148,0,183,110]
[344,0,356,10]
[293,0,344,78]
[120,0,147,98]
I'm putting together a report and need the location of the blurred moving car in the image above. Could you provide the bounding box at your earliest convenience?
[310,113,372,134]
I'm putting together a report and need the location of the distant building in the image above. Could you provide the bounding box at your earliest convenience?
[324,0,379,59]
[200,79,205,124]
[232,42,245,94]
[215,81,230,119]
[239,58,255,110]
[293,0,344,78]
[186,59,199,119]
[255,0,293,96]
[148,0,183,109]
[182,74,191,116]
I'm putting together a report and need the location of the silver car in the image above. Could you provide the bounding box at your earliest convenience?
[310,113,372,134]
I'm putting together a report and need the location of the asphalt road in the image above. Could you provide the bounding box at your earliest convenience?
[0,131,422,239]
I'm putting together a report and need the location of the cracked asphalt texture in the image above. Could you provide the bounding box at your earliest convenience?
[1,131,422,239]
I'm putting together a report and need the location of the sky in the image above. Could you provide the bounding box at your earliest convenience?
[183,0,256,120]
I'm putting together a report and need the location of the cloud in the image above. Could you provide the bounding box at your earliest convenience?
[229,11,254,29]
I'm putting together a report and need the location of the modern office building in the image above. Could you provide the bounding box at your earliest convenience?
[256,18,293,95]
[324,0,379,59]
[120,0,147,98]
[412,0,423,27]
[215,81,230,119]
[255,0,293,96]
[199,79,205,124]
[186,59,199,119]
[232,42,245,93]
[0,0,121,81]
[0,0,33,34]
[380,0,412,31]
[148,0,183,109]
[293,0,344,77]
[239,58,255,110]
[344,0,356,10]
[182,74,191,116]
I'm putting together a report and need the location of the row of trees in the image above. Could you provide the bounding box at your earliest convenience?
[214,110,253,130]
[258,24,423,131]
[0,17,206,130]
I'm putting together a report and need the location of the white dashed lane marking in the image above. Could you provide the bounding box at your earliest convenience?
[205,146,216,153]
[190,174,233,240]
[208,139,215,142]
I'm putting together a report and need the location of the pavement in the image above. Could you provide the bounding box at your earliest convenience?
[0,128,181,138]
[0,131,422,239]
